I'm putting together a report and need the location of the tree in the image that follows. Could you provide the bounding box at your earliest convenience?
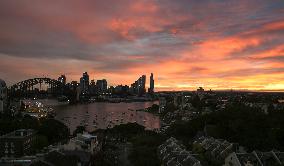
[32,135,49,152]
[73,125,86,136]
[38,119,69,144]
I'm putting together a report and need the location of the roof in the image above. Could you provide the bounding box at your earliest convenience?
[236,153,262,166]
[158,137,202,166]
[255,151,280,165]
[0,129,35,138]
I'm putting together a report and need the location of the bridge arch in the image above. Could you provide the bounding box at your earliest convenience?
[9,77,65,98]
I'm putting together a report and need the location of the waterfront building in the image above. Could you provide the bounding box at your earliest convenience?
[0,129,35,157]
[148,73,154,93]
[69,81,78,90]
[138,75,146,95]
[0,79,7,113]
[80,72,90,93]
[130,81,138,94]
[96,79,107,94]
[130,75,146,95]
[89,79,98,95]
[114,85,129,94]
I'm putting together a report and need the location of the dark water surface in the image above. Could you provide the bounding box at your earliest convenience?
[37,99,160,132]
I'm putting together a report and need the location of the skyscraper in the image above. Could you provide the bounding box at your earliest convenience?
[96,79,107,94]
[148,73,154,93]
[139,75,146,94]
[130,75,146,95]
[80,72,89,93]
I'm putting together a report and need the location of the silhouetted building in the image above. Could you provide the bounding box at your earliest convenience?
[0,79,7,113]
[89,79,98,95]
[96,79,107,94]
[69,81,78,90]
[130,75,146,95]
[0,129,35,157]
[58,75,66,85]
[148,73,154,93]
[114,85,129,94]
[130,81,138,94]
[80,72,89,93]
[108,86,115,94]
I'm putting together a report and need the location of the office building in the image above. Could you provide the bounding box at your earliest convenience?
[0,129,35,157]
[148,73,154,93]
[89,79,98,95]
[130,75,146,95]
[80,72,89,93]
[96,79,107,94]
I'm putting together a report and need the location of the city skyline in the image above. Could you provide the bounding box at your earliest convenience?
[1,0,284,91]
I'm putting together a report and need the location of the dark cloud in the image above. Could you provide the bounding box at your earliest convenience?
[0,0,284,90]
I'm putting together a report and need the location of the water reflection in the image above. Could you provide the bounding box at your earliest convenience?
[48,101,161,132]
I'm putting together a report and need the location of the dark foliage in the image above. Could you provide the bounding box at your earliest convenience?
[166,102,284,151]
[128,131,166,166]
[38,119,69,144]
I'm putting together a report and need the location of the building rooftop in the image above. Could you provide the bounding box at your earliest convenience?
[158,137,202,166]
[0,129,35,138]
[236,153,262,166]
[255,151,281,165]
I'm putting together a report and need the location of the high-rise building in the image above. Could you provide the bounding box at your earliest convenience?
[138,75,146,94]
[58,75,66,85]
[96,79,107,94]
[89,79,97,95]
[148,73,154,93]
[0,79,7,113]
[80,72,89,93]
[130,81,137,94]
[130,75,146,95]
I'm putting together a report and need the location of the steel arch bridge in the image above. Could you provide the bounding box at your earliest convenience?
[9,77,65,97]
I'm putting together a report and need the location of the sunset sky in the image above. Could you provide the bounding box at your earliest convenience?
[0,0,284,91]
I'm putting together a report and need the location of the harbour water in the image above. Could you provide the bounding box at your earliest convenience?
[34,99,160,132]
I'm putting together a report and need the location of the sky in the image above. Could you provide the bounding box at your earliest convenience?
[0,0,284,91]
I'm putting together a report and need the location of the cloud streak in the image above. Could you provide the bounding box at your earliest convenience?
[0,0,284,90]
